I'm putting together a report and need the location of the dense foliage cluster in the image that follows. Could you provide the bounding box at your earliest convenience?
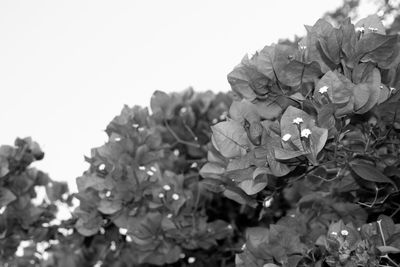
[0,138,71,266]
[2,12,400,267]
[201,15,400,266]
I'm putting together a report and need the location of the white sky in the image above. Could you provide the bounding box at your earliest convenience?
[1,0,377,191]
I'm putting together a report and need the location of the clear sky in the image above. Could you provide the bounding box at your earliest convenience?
[0,0,377,191]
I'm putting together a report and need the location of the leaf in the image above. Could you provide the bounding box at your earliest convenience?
[339,18,357,59]
[97,199,122,214]
[250,45,275,80]
[350,160,396,187]
[356,34,398,67]
[314,71,352,104]
[0,187,16,207]
[279,60,322,87]
[313,19,341,64]
[354,68,381,114]
[227,55,268,101]
[355,15,385,35]
[229,100,260,123]
[238,175,268,195]
[200,178,226,193]
[199,162,225,179]
[211,120,250,158]
[273,147,307,160]
[76,174,108,192]
[223,186,257,207]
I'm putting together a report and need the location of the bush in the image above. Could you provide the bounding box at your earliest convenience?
[202,15,400,266]
[1,14,400,267]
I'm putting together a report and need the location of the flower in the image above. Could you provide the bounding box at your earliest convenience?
[158,192,165,198]
[119,228,128,235]
[163,184,171,191]
[293,117,304,125]
[172,193,180,200]
[263,196,273,208]
[318,85,329,94]
[331,232,338,236]
[188,257,196,264]
[301,128,312,138]
[355,26,365,32]
[282,134,292,142]
[341,229,349,236]
[390,87,396,92]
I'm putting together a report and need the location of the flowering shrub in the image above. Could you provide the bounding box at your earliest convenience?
[201,15,400,266]
[73,89,240,266]
[3,13,400,267]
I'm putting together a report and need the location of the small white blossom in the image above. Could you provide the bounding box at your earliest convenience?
[263,197,273,208]
[282,134,292,142]
[167,213,173,219]
[119,228,128,235]
[227,224,233,230]
[179,253,186,259]
[318,85,329,94]
[158,192,165,198]
[355,26,365,32]
[172,193,180,200]
[301,128,312,138]
[163,185,171,191]
[368,26,378,32]
[139,166,146,170]
[331,232,338,236]
[380,85,383,89]
[293,117,304,125]
[341,229,349,236]
[146,170,154,176]
[150,166,157,172]
[241,243,246,250]
[390,87,396,92]
[188,257,196,264]
[126,236,132,242]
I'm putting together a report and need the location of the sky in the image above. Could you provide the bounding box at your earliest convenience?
[0,0,378,191]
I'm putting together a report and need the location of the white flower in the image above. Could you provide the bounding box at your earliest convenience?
[298,43,307,50]
[331,232,338,236]
[368,26,378,32]
[263,197,273,208]
[293,117,304,125]
[301,128,312,138]
[139,166,146,170]
[341,229,349,236]
[227,224,233,230]
[318,85,329,94]
[355,26,365,32]
[390,87,396,92]
[158,192,165,198]
[119,228,128,235]
[163,184,171,191]
[172,193,180,200]
[167,213,173,219]
[188,257,196,264]
[282,134,292,142]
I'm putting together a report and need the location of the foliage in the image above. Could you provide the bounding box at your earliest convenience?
[0,137,71,266]
[201,15,400,266]
[73,88,240,266]
[2,10,400,267]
